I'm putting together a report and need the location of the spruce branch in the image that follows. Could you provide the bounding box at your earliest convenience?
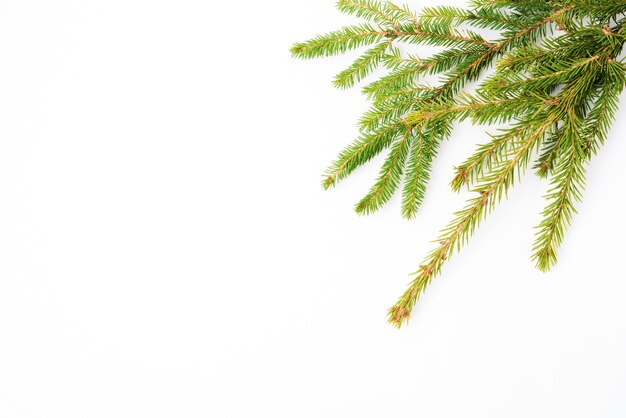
[292,0,626,327]
[333,40,394,88]
[355,126,413,214]
[290,24,389,59]
[321,121,404,189]
[389,114,557,327]
[401,121,443,218]
[531,116,587,272]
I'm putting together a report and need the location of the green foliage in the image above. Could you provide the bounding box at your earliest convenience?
[333,40,392,88]
[290,24,387,59]
[292,0,626,328]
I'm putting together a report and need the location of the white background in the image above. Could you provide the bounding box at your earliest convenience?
[0,0,625,417]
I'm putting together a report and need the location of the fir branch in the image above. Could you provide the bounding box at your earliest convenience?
[337,0,402,29]
[402,26,495,48]
[388,115,557,327]
[333,40,394,88]
[531,116,587,272]
[290,24,388,59]
[420,6,524,30]
[451,123,533,191]
[292,0,626,327]
[386,2,420,28]
[582,59,626,155]
[359,89,425,131]
[363,48,479,100]
[355,127,413,214]
[533,126,564,178]
[401,121,445,218]
[404,95,544,125]
[322,122,404,189]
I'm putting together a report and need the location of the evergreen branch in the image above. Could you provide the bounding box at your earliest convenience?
[533,126,564,178]
[483,54,602,95]
[355,127,413,214]
[333,40,393,88]
[532,59,626,269]
[531,114,587,271]
[337,0,402,29]
[404,95,543,125]
[364,48,479,100]
[293,0,626,327]
[563,0,626,23]
[451,122,533,191]
[500,28,606,72]
[359,89,425,131]
[361,5,564,214]
[322,122,403,189]
[420,6,524,30]
[473,0,555,9]
[388,116,554,327]
[290,24,388,59]
[363,61,429,99]
[401,121,445,218]
[582,59,626,155]
[370,85,436,105]
[404,26,495,48]
[386,2,420,28]
[402,5,563,115]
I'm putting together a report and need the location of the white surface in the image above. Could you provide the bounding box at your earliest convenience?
[0,1,625,417]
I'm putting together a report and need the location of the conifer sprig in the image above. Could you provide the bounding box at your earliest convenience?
[291,0,626,327]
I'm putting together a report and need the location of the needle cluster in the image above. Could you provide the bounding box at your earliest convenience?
[291,0,626,328]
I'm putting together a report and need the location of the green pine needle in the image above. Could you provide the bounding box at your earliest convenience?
[292,0,626,328]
